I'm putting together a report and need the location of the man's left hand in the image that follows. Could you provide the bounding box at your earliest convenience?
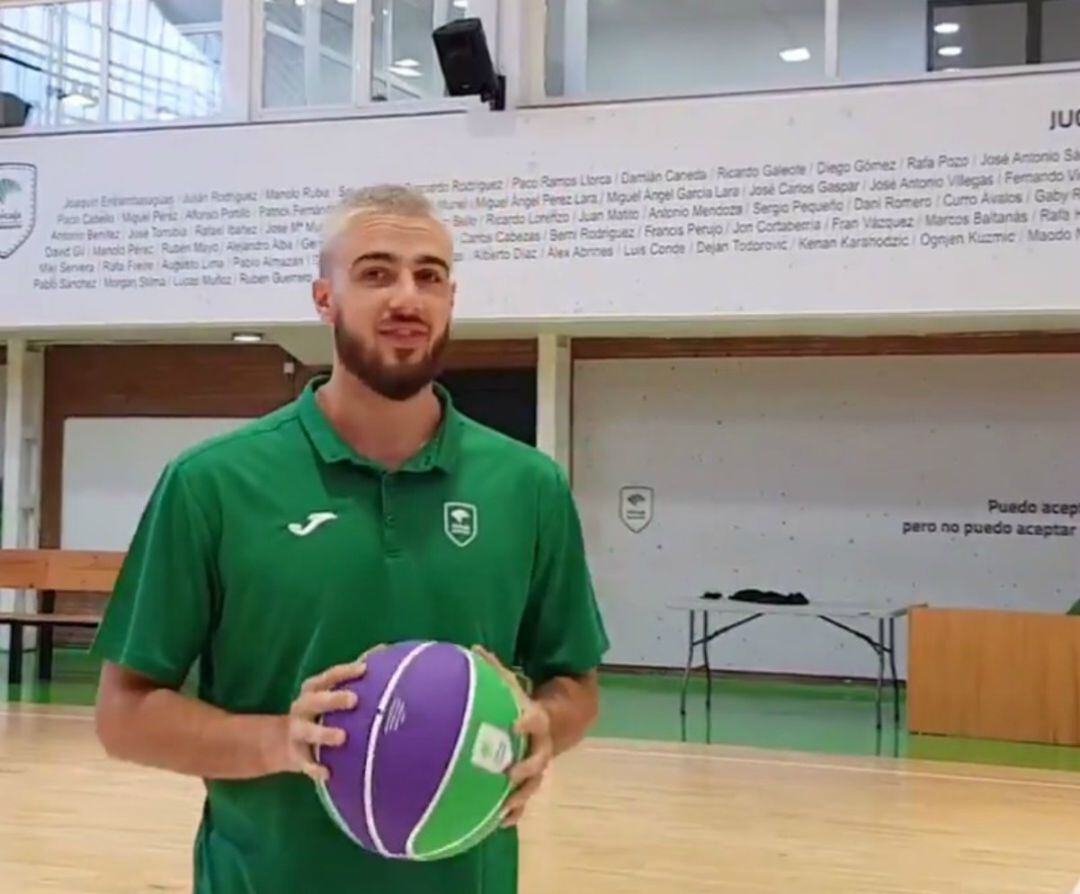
[472,645,554,828]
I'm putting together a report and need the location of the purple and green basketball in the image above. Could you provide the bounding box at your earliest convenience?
[314,641,527,861]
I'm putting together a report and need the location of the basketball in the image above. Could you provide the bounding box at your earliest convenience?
[314,640,527,861]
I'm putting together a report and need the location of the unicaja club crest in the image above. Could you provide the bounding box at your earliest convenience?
[444,502,478,547]
[619,485,654,533]
[0,163,36,260]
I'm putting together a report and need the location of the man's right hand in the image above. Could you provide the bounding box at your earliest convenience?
[279,657,368,782]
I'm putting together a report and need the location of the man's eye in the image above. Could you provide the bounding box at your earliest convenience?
[360,268,391,283]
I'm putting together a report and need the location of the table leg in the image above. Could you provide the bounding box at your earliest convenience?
[703,611,712,712]
[679,610,696,719]
[889,616,900,724]
[876,618,885,731]
[38,625,54,683]
[38,590,56,683]
[8,622,24,686]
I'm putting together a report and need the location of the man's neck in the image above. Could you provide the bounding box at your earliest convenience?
[315,369,443,471]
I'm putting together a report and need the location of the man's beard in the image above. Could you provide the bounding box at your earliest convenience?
[333,320,449,401]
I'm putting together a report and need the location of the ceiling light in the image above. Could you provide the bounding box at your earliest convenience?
[937,45,963,57]
[388,65,422,78]
[231,332,264,344]
[393,57,420,67]
[934,22,960,34]
[337,0,356,4]
[452,0,469,7]
[779,46,811,63]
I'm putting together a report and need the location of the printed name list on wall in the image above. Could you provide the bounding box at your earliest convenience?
[0,72,1078,329]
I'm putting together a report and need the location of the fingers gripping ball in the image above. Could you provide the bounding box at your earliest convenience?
[315,641,527,861]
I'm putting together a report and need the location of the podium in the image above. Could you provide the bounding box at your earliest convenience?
[907,606,1080,746]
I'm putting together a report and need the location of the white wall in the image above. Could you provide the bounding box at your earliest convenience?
[60,417,250,550]
[572,354,1080,679]
[6,66,1080,334]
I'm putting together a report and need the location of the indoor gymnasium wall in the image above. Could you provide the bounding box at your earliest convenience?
[40,343,297,641]
[41,339,536,642]
[570,341,1080,680]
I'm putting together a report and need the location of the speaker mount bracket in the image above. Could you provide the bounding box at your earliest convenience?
[482,74,506,112]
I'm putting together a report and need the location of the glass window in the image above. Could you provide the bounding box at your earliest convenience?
[838,0,927,82]
[261,0,473,110]
[0,0,221,127]
[0,2,103,127]
[546,0,827,99]
[1042,0,1080,63]
[263,0,355,108]
[371,0,472,102]
[108,0,223,122]
[929,2,1028,71]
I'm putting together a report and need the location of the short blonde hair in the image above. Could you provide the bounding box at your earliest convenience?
[319,184,446,276]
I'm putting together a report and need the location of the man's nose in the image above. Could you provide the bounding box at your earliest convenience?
[388,271,422,308]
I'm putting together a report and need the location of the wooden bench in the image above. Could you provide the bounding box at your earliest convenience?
[0,549,125,686]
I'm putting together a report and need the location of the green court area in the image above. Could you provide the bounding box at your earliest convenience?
[4,648,1079,774]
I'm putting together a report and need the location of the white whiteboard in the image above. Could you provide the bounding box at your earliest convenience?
[572,354,1080,678]
[61,417,251,550]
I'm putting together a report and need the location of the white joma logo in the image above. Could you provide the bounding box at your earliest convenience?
[288,512,337,537]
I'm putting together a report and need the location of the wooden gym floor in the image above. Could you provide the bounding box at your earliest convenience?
[1,705,1078,893]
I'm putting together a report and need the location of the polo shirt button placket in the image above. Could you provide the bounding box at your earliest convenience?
[381,473,401,558]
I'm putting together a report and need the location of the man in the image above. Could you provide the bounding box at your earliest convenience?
[92,184,609,893]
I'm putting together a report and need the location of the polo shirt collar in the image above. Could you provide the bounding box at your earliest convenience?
[298,374,461,473]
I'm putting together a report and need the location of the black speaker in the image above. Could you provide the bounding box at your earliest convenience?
[432,18,505,111]
[0,92,31,128]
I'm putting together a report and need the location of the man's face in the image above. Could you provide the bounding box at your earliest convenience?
[313,210,456,400]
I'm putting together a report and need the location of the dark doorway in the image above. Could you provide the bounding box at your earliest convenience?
[438,367,537,446]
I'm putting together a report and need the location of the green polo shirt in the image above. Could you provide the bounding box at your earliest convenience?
[91,374,608,894]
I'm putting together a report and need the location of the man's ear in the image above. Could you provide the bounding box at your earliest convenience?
[312,278,334,324]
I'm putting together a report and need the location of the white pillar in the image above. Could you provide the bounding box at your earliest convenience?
[303,0,323,105]
[220,0,254,118]
[536,333,572,475]
[495,0,546,106]
[2,339,44,652]
[824,0,840,80]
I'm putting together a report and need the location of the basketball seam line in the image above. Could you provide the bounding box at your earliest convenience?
[365,641,434,858]
[417,661,526,861]
[313,768,365,849]
[405,644,477,859]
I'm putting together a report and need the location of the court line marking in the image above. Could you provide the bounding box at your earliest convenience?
[584,744,1080,792]
[0,707,95,721]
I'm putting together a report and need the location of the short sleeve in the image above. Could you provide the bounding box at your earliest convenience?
[90,460,218,688]
[515,461,609,686]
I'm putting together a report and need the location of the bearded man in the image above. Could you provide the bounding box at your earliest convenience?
[92,184,609,894]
